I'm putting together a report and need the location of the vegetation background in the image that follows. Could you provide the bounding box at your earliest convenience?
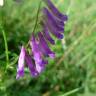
[0,0,96,96]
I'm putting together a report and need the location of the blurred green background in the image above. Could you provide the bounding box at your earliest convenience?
[0,0,96,96]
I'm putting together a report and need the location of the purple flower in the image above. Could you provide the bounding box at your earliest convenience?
[44,0,68,21]
[16,0,68,79]
[42,23,55,45]
[25,51,38,77]
[43,20,64,39]
[38,32,55,59]
[41,0,68,40]
[16,46,25,79]
[43,8,64,32]
[16,46,38,79]
[30,34,48,73]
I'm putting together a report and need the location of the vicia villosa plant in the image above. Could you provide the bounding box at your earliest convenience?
[16,0,68,79]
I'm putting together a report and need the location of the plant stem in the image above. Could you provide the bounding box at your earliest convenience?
[1,26,9,71]
[32,0,42,33]
[26,0,42,48]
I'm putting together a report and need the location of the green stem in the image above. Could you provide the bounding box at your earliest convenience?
[32,0,42,33]
[26,1,42,48]
[1,26,9,70]
[60,87,83,96]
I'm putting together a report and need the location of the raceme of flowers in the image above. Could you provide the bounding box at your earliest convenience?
[16,0,68,79]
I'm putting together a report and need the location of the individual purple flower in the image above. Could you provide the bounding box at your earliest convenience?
[25,50,38,77]
[38,32,55,59]
[42,23,55,45]
[16,46,38,79]
[16,46,25,79]
[44,0,68,21]
[30,34,48,73]
[43,20,64,39]
[43,8,64,32]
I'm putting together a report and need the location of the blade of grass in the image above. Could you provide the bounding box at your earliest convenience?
[0,25,9,72]
[59,87,83,96]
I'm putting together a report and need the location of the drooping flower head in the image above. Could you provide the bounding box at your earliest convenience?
[16,0,68,79]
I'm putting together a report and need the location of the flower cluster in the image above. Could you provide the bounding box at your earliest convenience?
[16,0,68,79]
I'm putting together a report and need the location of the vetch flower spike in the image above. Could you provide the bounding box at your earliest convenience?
[16,0,68,79]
